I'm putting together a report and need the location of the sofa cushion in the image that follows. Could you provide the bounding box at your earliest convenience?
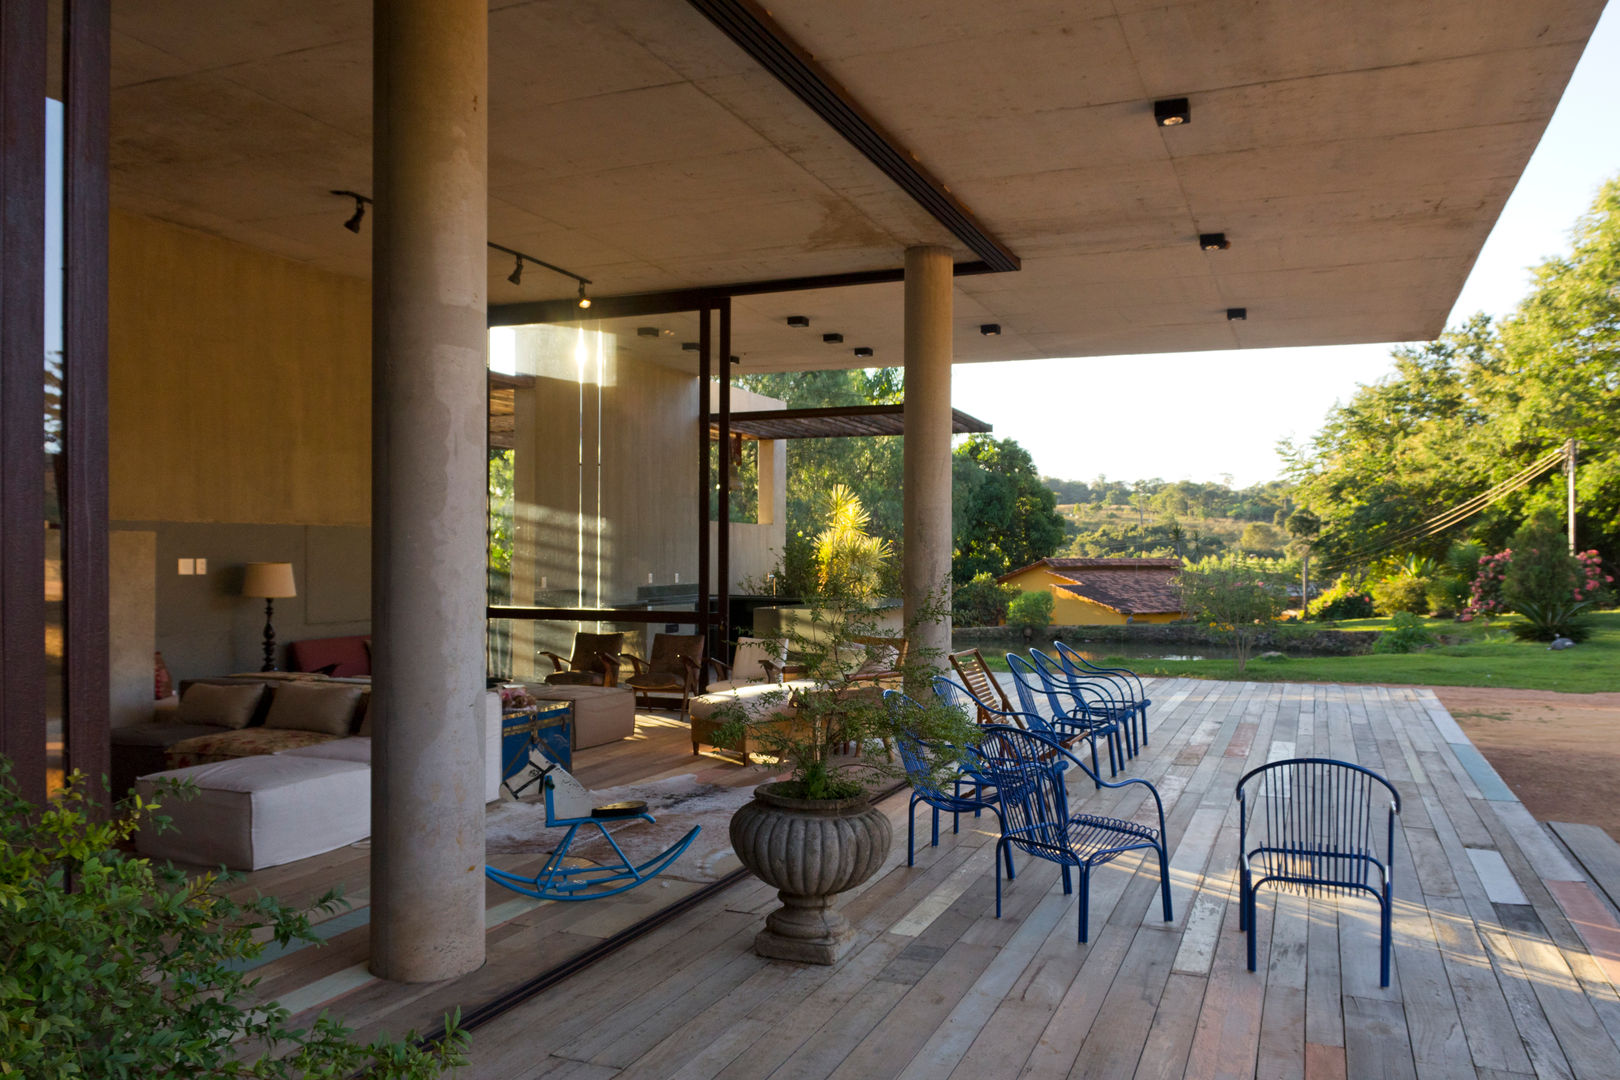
[165,727,341,770]
[135,756,370,871]
[263,682,366,736]
[177,681,265,730]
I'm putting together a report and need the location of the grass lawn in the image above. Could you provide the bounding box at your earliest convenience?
[991,610,1620,693]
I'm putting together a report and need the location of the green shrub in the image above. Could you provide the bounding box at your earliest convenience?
[1495,514,1612,640]
[0,765,468,1078]
[1370,572,1430,615]
[1006,590,1055,633]
[952,572,1018,627]
[1372,611,1436,653]
[1309,574,1375,620]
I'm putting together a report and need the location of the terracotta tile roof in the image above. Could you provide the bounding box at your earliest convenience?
[997,557,1185,615]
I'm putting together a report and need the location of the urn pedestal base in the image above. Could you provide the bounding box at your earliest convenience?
[755,891,856,964]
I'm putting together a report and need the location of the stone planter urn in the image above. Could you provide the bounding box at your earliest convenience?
[729,782,892,964]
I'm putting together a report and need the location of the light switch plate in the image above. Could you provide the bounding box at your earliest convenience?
[194,558,207,574]
[177,558,195,575]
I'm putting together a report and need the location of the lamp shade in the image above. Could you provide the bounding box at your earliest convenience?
[241,562,297,599]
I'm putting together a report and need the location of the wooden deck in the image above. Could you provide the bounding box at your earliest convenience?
[225,681,1620,1079]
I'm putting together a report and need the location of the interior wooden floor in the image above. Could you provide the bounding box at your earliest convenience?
[219,681,1620,1080]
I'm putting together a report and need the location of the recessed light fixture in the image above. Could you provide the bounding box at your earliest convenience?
[1154,98,1190,127]
[1199,233,1230,251]
[681,342,699,351]
[980,323,1001,337]
[853,347,873,358]
[822,333,843,344]
[786,315,810,327]
[1226,307,1247,321]
[636,326,659,337]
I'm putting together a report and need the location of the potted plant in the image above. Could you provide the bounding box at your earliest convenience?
[715,489,977,964]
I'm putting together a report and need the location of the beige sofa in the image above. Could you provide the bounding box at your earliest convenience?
[135,688,504,871]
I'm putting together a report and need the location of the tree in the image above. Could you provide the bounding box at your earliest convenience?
[1238,521,1285,556]
[1286,509,1322,614]
[1176,555,1291,673]
[951,435,1066,584]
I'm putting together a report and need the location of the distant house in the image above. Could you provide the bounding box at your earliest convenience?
[996,557,1186,625]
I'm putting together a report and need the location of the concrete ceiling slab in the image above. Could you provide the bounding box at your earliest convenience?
[105,0,1607,369]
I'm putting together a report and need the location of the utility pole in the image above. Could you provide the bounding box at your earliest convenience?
[1566,438,1578,555]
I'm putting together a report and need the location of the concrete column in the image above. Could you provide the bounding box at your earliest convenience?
[369,0,488,983]
[902,246,954,673]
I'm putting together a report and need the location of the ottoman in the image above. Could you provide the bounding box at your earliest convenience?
[136,755,370,871]
[521,684,634,750]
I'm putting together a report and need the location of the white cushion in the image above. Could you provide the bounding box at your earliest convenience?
[136,755,369,871]
[726,637,782,684]
[280,737,371,763]
[689,679,814,721]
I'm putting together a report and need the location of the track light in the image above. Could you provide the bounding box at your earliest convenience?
[1154,98,1190,127]
[980,323,1001,336]
[577,282,591,309]
[507,255,523,285]
[331,190,369,234]
[1199,233,1230,251]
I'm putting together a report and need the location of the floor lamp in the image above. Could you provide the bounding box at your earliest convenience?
[242,562,297,672]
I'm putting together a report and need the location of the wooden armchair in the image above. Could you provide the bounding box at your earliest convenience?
[842,635,908,688]
[948,648,1013,721]
[540,631,624,688]
[623,632,706,720]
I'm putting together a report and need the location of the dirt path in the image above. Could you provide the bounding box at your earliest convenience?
[1434,687,1620,840]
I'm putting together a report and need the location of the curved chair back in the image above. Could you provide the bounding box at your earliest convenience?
[1053,640,1145,701]
[1236,757,1400,893]
[1031,648,1122,712]
[972,725,1073,858]
[1005,653,1073,722]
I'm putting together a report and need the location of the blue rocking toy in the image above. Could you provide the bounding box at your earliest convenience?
[485,758,701,902]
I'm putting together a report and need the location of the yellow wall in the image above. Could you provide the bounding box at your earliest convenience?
[1000,567,1183,626]
[110,211,371,524]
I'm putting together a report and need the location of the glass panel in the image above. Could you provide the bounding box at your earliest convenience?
[486,617,704,686]
[44,97,65,795]
[488,313,705,681]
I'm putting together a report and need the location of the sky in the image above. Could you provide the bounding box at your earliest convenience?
[953,5,1620,490]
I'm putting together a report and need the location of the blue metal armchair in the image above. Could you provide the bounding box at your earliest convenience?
[973,724,1173,942]
[1053,641,1151,754]
[885,690,1012,878]
[1237,757,1401,986]
[1006,652,1122,778]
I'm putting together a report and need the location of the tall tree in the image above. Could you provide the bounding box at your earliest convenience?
[951,435,1066,583]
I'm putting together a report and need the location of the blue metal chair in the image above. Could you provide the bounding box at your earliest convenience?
[1028,649,1136,761]
[1053,641,1151,753]
[885,690,1012,879]
[973,724,1173,942]
[1236,757,1401,986]
[1006,653,1121,779]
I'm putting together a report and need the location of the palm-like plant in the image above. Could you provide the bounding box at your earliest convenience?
[815,484,893,599]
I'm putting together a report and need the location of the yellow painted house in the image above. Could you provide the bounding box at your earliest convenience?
[997,558,1186,626]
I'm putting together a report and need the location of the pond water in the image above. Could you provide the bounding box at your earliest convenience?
[960,638,1245,663]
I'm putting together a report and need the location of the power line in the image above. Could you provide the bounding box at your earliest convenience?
[1319,445,1568,571]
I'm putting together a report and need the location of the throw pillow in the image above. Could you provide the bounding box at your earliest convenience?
[154,652,173,700]
[177,682,265,730]
[263,682,367,736]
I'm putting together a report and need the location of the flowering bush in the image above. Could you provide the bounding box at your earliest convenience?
[1462,516,1613,639]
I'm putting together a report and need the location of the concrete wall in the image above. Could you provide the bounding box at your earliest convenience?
[109,210,371,526]
[108,531,157,728]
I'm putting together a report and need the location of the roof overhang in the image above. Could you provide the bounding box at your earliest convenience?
[715,405,991,440]
[106,0,1606,370]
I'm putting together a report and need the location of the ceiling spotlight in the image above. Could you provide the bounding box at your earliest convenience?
[822,333,843,344]
[328,190,369,234]
[681,342,699,352]
[1226,307,1247,321]
[576,282,591,309]
[1154,98,1191,127]
[729,355,741,365]
[786,315,810,327]
[980,323,1001,337]
[507,255,523,285]
[636,326,659,337]
[1199,233,1230,251]
[853,347,873,358]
